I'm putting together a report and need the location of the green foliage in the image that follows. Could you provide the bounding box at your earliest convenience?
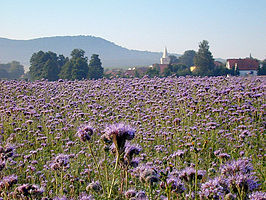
[230,65,240,76]
[0,68,9,79]
[29,51,61,81]
[71,49,87,60]
[146,65,160,78]
[193,40,215,76]
[163,64,191,77]
[59,49,89,80]
[258,59,266,75]
[212,64,230,76]
[71,57,89,80]
[178,50,196,67]
[59,61,72,80]
[42,59,60,81]
[169,55,179,64]
[88,54,104,79]
[0,61,24,79]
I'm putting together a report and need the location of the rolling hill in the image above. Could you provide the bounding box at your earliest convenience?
[0,35,171,71]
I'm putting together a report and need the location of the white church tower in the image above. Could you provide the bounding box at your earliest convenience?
[160,47,171,64]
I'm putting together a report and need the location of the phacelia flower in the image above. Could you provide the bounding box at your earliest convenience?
[76,124,94,142]
[102,123,135,154]
[249,191,266,200]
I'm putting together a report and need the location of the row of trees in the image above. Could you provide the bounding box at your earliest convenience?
[29,49,103,81]
[0,61,24,79]
[137,40,230,78]
[169,40,229,76]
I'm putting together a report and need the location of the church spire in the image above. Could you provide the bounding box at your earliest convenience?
[160,47,170,64]
[163,47,168,58]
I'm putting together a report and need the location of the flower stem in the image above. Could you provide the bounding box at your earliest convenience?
[88,143,106,196]
[108,153,120,198]
[195,152,198,200]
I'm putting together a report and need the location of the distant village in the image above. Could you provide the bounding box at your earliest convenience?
[0,44,265,80]
[105,47,264,78]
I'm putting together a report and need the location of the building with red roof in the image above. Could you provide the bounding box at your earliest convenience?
[226,58,259,76]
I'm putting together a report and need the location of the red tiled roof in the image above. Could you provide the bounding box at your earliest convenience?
[227,58,259,70]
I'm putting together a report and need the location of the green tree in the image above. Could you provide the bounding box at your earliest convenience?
[231,65,240,76]
[59,61,72,80]
[193,40,215,76]
[0,68,9,79]
[29,51,61,81]
[146,65,160,78]
[58,55,68,69]
[163,67,172,77]
[8,61,25,79]
[72,57,89,80]
[178,50,196,67]
[59,49,89,80]
[88,54,104,79]
[258,59,266,75]
[134,69,140,78]
[71,49,86,60]
[163,64,191,77]
[0,61,24,79]
[42,59,60,81]
[212,65,229,76]
[169,55,179,64]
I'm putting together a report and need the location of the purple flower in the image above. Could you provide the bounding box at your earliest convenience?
[124,143,142,163]
[220,158,254,176]
[0,174,18,190]
[86,181,102,192]
[14,184,44,197]
[136,190,147,200]
[79,193,95,200]
[53,196,68,200]
[217,153,231,160]
[136,165,160,184]
[249,191,266,200]
[166,176,185,193]
[50,154,70,170]
[172,150,185,158]
[179,167,206,182]
[0,159,5,171]
[76,124,94,142]
[200,177,226,200]
[125,188,137,198]
[102,123,135,154]
[227,173,259,193]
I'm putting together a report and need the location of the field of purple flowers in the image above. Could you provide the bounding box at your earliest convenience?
[0,76,265,200]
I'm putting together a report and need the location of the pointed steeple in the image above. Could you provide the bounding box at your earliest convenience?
[163,47,168,58]
[160,47,170,64]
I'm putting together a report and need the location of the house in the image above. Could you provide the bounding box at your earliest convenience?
[226,58,259,76]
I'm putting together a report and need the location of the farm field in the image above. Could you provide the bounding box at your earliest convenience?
[0,76,265,200]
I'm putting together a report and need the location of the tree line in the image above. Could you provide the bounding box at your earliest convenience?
[148,40,233,78]
[0,40,266,80]
[29,49,104,81]
[0,61,24,79]
[124,40,266,78]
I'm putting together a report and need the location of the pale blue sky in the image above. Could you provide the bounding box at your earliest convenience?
[0,0,265,59]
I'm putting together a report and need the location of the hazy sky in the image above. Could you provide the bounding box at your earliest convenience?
[1,0,265,59]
